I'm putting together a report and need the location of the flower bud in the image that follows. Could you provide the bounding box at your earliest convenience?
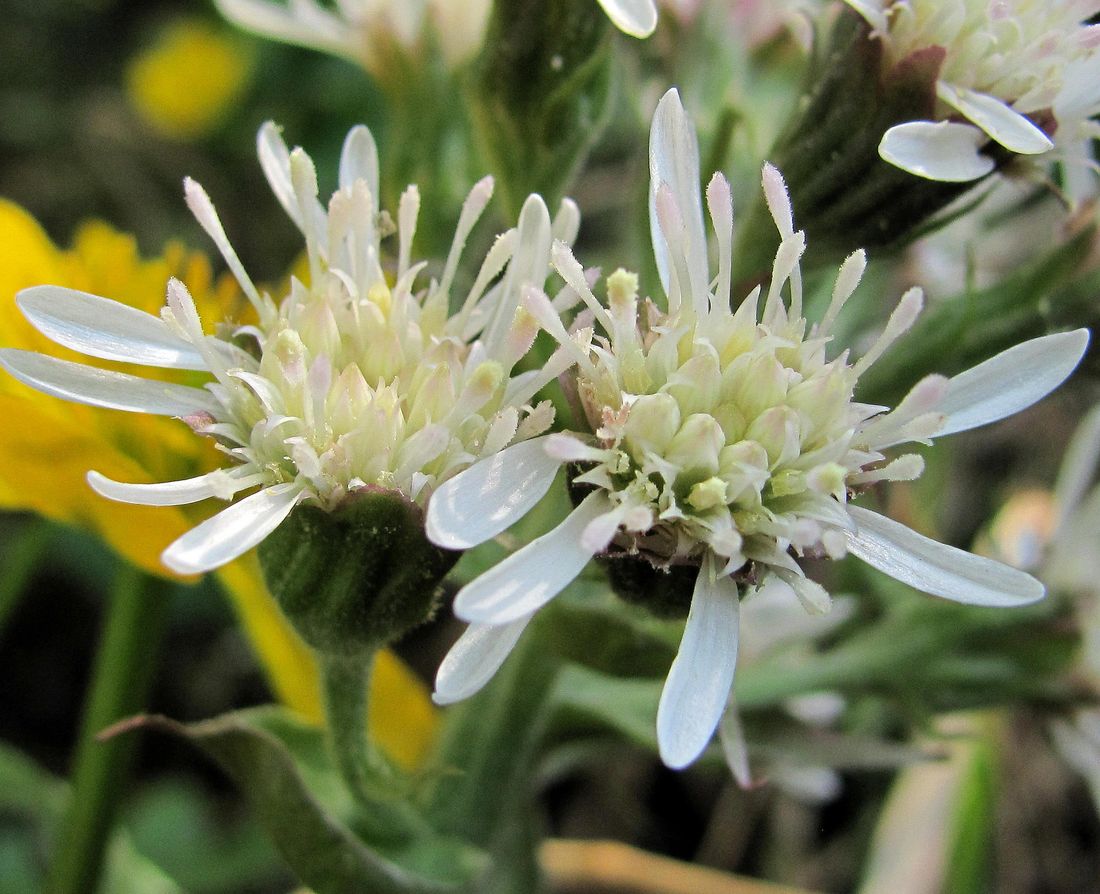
[259,487,459,656]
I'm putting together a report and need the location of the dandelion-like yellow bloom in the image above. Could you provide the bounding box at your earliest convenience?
[126,20,253,141]
[0,201,435,768]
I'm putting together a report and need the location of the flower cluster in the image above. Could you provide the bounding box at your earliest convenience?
[426,89,1088,768]
[846,0,1100,182]
[0,123,579,577]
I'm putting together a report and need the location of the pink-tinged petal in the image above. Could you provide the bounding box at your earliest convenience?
[426,436,561,550]
[936,329,1089,437]
[0,349,219,417]
[161,483,304,575]
[649,88,708,299]
[17,286,206,370]
[879,121,995,182]
[432,615,533,705]
[845,506,1044,606]
[483,194,552,353]
[937,82,1053,155]
[657,556,740,769]
[87,468,262,507]
[453,491,610,625]
[596,0,658,37]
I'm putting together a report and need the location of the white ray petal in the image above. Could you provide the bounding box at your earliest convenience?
[649,88,708,299]
[657,556,740,769]
[595,0,658,37]
[937,82,1053,155]
[161,483,304,575]
[844,506,1044,606]
[338,124,380,205]
[453,491,610,625]
[17,286,206,370]
[87,468,262,507]
[426,436,561,550]
[936,329,1089,437]
[879,121,996,182]
[1054,405,1100,530]
[0,349,218,416]
[432,614,533,705]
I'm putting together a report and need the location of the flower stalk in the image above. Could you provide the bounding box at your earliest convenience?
[44,566,171,894]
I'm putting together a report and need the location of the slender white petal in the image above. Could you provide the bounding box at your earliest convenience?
[339,124,380,208]
[426,436,561,550]
[1054,405,1100,530]
[453,491,610,624]
[596,0,658,37]
[161,483,303,574]
[936,329,1089,437]
[17,286,207,370]
[879,121,996,182]
[718,704,752,789]
[657,556,740,769]
[257,121,302,228]
[649,88,708,298]
[0,349,218,416]
[432,615,533,705]
[87,468,261,507]
[844,506,1044,606]
[484,194,552,353]
[937,83,1053,155]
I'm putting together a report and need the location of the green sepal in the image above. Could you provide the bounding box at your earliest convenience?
[127,707,484,894]
[467,0,615,217]
[734,10,1012,283]
[598,554,698,619]
[259,488,460,656]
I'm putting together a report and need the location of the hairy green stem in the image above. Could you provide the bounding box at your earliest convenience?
[44,565,171,894]
[320,649,379,805]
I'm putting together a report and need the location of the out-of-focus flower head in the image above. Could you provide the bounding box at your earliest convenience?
[0,200,436,767]
[0,121,578,586]
[661,0,816,50]
[126,19,254,141]
[845,0,1100,183]
[214,0,493,77]
[425,88,1087,770]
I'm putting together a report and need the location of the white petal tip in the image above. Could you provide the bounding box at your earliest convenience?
[880,121,995,182]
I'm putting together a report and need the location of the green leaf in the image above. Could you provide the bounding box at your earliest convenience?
[857,224,1099,404]
[128,707,483,894]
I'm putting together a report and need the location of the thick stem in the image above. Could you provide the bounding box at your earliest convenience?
[44,566,171,894]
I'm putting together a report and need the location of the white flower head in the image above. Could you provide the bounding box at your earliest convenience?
[215,0,492,75]
[845,0,1100,182]
[426,88,1089,770]
[0,122,582,576]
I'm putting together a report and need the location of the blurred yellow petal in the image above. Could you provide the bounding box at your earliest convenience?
[127,20,254,141]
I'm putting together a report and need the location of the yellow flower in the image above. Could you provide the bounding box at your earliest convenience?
[126,20,254,141]
[0,200,436,768]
